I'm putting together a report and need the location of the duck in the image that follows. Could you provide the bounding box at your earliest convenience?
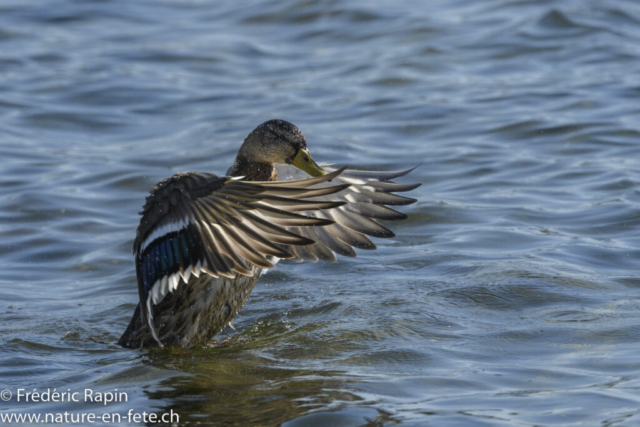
[118,119,419,349]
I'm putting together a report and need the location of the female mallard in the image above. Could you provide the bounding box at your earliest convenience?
[119,120,419,349]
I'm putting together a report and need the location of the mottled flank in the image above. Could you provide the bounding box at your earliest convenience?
[119,269,261,348]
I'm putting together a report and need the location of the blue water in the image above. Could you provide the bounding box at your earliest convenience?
[1,0,640,425]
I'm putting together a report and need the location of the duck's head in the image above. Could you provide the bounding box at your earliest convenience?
[237,119,326,177]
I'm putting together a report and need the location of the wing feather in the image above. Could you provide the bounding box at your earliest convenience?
[133,163,418,347]
[273,164,420,263]
[133,171,350,328]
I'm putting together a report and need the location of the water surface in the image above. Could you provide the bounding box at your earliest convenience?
[1,0,640,425]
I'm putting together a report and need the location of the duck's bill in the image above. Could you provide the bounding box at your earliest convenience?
[292,148,327,177]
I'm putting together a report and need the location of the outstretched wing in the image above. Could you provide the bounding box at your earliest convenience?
[273,164,420,262]
[134,169,349,313]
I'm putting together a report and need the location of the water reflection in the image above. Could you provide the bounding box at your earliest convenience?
[143,337,363,425]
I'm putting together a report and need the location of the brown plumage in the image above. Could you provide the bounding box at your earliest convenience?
[119,119,419,349]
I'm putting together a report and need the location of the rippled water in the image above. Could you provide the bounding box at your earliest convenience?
[2,0,640,425]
